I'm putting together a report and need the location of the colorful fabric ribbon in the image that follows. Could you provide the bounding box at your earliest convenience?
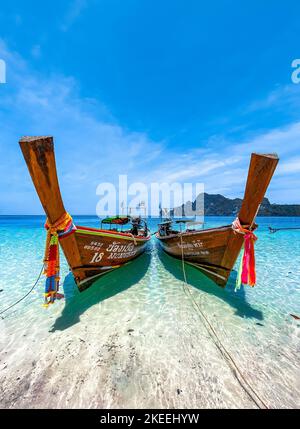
[43,212,74,307]
[232,217,257,291]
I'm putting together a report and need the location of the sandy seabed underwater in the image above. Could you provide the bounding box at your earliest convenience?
[0,215,299,409]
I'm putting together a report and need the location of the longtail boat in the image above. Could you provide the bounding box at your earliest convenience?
[19,136,151,305]
[156,153,279,288]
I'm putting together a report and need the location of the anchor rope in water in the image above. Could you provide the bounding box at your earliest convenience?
[0,265,44,319]
[1,213,75,316]
[178,233,269,410]
[269,226,300,233]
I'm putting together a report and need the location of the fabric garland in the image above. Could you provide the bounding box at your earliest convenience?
[235,248,244,291]
[43,212,75,307]
[232,217,257,290]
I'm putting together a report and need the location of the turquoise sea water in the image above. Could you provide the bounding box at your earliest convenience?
[0,215,299,408]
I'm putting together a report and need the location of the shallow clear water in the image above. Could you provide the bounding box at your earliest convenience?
[0,216,299,408]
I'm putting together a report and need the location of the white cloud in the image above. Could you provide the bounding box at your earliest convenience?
[278,158,300,174]
[30,44,41,59]
[0,40,164,214]
[139,120,300,204]
[0,39,300,214]
[246,84,300,113]
[229,121,300,158]
[60,0,88,32]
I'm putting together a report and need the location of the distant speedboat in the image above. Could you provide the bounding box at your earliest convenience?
[156,153,279,287]
[19,136,150,305]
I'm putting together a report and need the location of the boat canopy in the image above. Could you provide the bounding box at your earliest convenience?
[175,219,204,226]
[102,216,130,225]
[158,220,173,226]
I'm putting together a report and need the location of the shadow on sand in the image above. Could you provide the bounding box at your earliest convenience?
[50,252,151,332]
[157,246,264,321]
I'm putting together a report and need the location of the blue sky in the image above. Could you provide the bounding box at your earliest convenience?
[0,0,300,214]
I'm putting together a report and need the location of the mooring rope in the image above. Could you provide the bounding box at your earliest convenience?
[0,265,44,319]
[269,226,300,233]
[178,233,269,409]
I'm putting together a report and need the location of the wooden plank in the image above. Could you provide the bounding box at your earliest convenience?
[157,153,279,287]
[19,136,150,290]
[221,153,279,276]
[19,136,65,224]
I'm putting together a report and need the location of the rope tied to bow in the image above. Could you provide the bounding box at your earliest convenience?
[43,212,74,307]
[232,217,257,290]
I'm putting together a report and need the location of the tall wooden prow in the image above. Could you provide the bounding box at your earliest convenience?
[220,153,279,285]
[19,136,65,224]
[19,136,151,293]
[238,153,279,227]
[19,136,82,280]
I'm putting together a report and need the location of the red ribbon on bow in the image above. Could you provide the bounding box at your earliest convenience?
[232,218,257,288]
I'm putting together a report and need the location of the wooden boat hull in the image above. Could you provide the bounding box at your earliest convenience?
[156,226,236,285]
[156,153,279,287]
[62,226,150,290]
[19,136,150,292]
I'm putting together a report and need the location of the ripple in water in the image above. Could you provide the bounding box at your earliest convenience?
[0,216,299,408]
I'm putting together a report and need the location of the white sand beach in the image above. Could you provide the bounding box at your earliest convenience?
[1,241,299,409]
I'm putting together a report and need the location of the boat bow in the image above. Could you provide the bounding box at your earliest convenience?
[19,136,150,294]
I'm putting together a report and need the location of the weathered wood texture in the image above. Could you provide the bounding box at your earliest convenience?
[19,136,150,291]
[156,153,279,286]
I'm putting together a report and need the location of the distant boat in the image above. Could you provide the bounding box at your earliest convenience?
[156,153,279,287]
[269,226,300,233]
[19,136,150,303]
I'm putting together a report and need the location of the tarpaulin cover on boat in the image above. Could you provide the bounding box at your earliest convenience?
[102,216,130,225]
